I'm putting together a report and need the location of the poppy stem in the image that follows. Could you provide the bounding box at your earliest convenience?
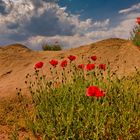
[95,99,99,140]
[40,68,46,90]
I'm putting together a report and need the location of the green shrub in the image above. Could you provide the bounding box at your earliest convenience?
[130,18,140,47]
[42,42,62,51]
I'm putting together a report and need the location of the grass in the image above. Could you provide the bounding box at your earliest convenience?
[0,56,140,140]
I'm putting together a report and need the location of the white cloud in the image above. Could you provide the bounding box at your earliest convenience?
[0,0,110,49]
[1,0,139,50]
[93,19,110,28]
[26,34,93,50]
[119,3,140,14]
[117,3,140,39]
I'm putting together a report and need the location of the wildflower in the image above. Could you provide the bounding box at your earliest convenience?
[95,90,105,98]
[86,64,95,71]
[49,59,58,67]
[136,17,140,24]
[60,60,68,67]
[137,32,140,35]
[86,86,105,97]
[37,135,42,140]
[35,62,43,69]
[99,64,106,71]
[68,55,76,61]
[78,64,85,69]
[91,55,97,61]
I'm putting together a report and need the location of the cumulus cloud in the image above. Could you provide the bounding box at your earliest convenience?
[0,0,139,50]
[26,35,93,50]
[0,0,110,49]
[26,15,134,50]
[0,0,6,14]
[85,3,140,42]
[93,19,110,28]
[0,0,95,36]
[85,18,136,41]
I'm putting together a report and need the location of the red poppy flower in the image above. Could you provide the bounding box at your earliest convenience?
[136,17,140,24]
[86,86,105,98]
[86,64,95,71]
[68,55,76,61]
[99,64,106,71]
[35,62,44,69]
[95,90,105,98]
[37,135,42,140]
[60,60,68,67]
[137,32,140,35]
[49,59,58,67]
[78,64,85,69]
[91,55,97,61]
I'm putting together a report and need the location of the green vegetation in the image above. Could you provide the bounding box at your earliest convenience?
[130,17,140,47]
[42,42,62,51]
[130,25,140,47]
[10,56,140,140]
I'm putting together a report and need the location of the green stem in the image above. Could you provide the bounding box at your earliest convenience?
[95,99,99,140]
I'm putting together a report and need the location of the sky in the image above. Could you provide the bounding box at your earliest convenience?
[0,0,140,50]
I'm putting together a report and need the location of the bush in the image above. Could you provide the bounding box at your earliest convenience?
[130,17,140,47]
[42,42,62,51]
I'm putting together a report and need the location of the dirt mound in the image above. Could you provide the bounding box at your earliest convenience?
[68,38,140,74]
[1,43,31,53]
[3,43,30,50]
[0,38,140,98]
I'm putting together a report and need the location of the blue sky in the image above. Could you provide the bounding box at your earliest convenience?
[0,0,140,49]
[59,0,140,20]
